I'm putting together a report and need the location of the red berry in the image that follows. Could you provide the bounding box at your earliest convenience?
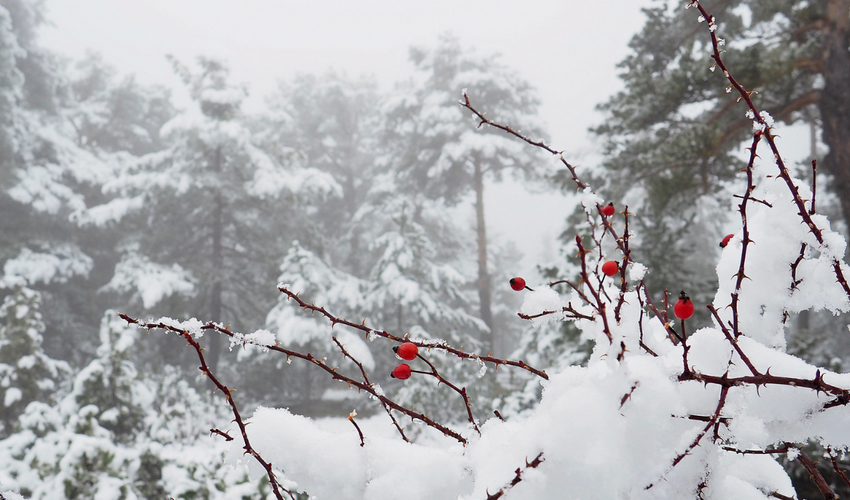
[601,260,619,277]
[510,277,526,291]
[720,234,734,248]
[391,363,411,380]
[674,291,695,320]
[396,342,418,361]
[601,203,616,217]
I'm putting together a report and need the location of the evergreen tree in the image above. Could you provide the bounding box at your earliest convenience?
[0,0,178,366]
[381,34,545,353]
[0,281,69,438]
[81,57,338,373]
[0,309,265,499]
[264,72,381,276]
[590,0,850,318]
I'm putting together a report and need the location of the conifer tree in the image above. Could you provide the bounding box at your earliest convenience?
[82,58,338,373]
[0,282,69,438]
[381,34,545,353]
[590,0,850,315]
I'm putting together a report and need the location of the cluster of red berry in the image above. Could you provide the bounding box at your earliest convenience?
[390,342,419,380]
[602,203,620,277]
[506,202,698,323]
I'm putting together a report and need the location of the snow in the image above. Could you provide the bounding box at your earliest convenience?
[103,253,195,309]
[520,288,565,325]
[2,246,93,285]
[3,387,21,407]
[628,262,647,281]
[153,316,206,339]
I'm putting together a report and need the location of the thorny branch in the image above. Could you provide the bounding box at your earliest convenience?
[333,336,408,442]
[706,304,760,376]
[790,444,838,500]
[574,235,613,342]
[118,314,292,500]
[414,352,481,434]
[120,314,469,444]
[827,447,850,489]
[730,131,761,339]
[461,91,586,190]
[613,206,633,323]
[485,452,545,500]
[278,285,549,380]
[690,0,850,303]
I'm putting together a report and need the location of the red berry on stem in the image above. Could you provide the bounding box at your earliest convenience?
[510,277,526,291]
[391,363,412,380]
[720,234,734,248]
[674,291,695,320]
[601,203,616,217]
[601,260,619,277]
[396,342,418,361]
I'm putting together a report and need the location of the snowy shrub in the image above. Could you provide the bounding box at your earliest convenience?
[0,310,266,499]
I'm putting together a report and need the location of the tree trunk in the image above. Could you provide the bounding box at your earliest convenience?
[473,159,494,353]
[208,146,224,373]
[818,0,850,238]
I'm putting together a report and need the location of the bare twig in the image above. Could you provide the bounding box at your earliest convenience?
[731,132,761,339]
[461,92,586,191]
[210,428,234,441]
[826,447,850,489]
[485,452,545,500]
[119,315,292,500]
[120,314,468,444]
[415,353,481,434]
[278,286,549,380]
[790,444,837,500]
[333,337,408,442]
[646,384,730,490]
[706,304,760,376]
[810,159,818,215]
[348,412,365,447]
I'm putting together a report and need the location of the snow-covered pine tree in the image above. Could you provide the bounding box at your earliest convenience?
[588,0,850,327]
[380,34,546,354]
[0,0,180,364]
[0,309,264,499]
[0,281,69,438]
[79,57,338,373]
[264,72,382,277]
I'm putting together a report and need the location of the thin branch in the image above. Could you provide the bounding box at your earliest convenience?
[810,159,818,215]
[348,412,365,447]
[278,286,549,380]
[460,92,586,191]
[485,452,545,500]
[415,353,481,434]
[706,304,760,376]
[119,316,292,500]
[826,447,850,489]
[731,132,761,338]
[210,428,234,441]
[333,337,408,442]
[120,314,468,445]
[646,384,730,490]
[790,444,837,500]
[613,206,633,323]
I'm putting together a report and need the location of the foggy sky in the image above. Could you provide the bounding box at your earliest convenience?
[39,0,655,275]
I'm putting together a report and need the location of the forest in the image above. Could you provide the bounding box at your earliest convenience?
[1,0,850,498]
